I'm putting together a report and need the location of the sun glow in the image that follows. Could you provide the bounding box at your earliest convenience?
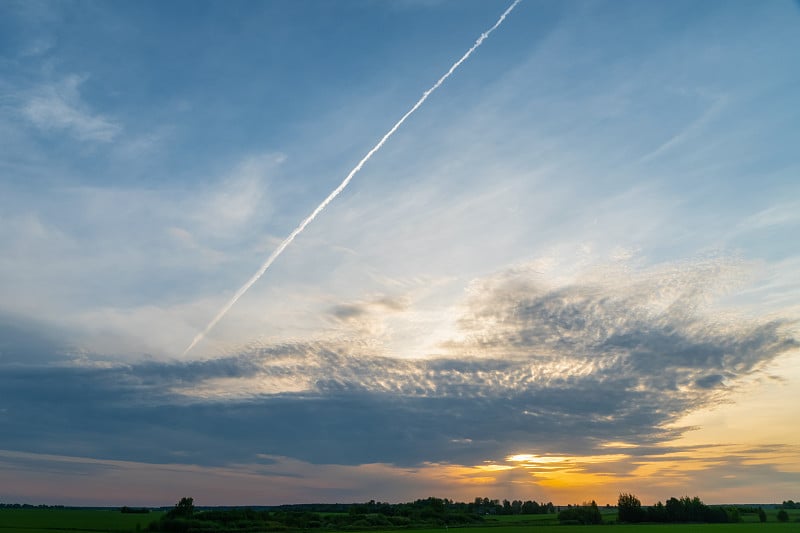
[502,452,633,497]
[599,441,638,449]
[506,454,569,464]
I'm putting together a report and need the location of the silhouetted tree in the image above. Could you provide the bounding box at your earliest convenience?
[167,497,194,518]
[617,493,644,523]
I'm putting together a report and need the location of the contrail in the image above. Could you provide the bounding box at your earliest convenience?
[183,0,522,356]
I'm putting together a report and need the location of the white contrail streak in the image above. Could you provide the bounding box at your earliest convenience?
[183,0,522,356]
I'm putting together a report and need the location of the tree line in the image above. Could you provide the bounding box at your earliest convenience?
[149,496,556,533]
[0,504,67,509]
[615,493,784,524]
[254,497,554,516]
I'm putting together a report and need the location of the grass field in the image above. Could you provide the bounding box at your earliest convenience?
[0,509,164,533]
[408,526,800,533]
[0,508,797,533]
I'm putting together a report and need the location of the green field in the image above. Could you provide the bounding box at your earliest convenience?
[0,509,164,533]
[392,526,800,533]
[0,508,797,533]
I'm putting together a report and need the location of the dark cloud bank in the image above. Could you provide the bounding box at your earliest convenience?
[0,263,795,468]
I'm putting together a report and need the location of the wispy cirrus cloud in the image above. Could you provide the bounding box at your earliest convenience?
[21,75,121,142]
[0,149,286,357]
[737,201,800,233]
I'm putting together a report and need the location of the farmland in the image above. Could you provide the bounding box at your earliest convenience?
[0,507,798,533]
[0,508,163,533]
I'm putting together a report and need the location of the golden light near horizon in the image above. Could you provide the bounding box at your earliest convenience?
[503,452,633,497]
[598,442,639,449]
[507,454,571,464]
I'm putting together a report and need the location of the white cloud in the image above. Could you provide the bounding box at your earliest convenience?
[740,201,800,231]
[20,37,55,57]
[157,256,795,401]
[638,94,728,164]
[0,149,288,358]
[187,152,284,239]
[22,75,121,142]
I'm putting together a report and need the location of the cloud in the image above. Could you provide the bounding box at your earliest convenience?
[694,374,724,389]
[326,295,411,342]
[22,75,121,142]
[0,449,548,506]
[638,94,728,164]
[188,153,284,239]
[0,259,794,471]
[0,313,74,365]
[20,38,55,57]
[328,296,409,322]
[738,201,800,232]
[0,0,797,505]
[3,441,797,507]
[0,149,289,357]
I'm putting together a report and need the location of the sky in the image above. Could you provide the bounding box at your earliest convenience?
[1,0,799,507]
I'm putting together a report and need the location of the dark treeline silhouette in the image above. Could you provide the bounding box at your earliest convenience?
[557,501,602,525]
[121,506,151,514]
[149,496,556,533]
[0,504,67,509]
[268,497,554,517]
[617,493,742,524]
[473,497,556,515]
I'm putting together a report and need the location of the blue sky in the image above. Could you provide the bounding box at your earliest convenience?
[1,0,799,506]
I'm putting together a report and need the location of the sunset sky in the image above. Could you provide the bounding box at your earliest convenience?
[1,0,799,506]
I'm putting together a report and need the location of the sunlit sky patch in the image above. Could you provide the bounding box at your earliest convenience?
[1,0,798,506]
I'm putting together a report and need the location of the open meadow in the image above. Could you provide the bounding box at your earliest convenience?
[0,509,164,533]
[0,508,798,533]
